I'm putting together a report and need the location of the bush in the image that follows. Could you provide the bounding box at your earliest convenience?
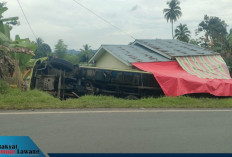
[0,80,9,94]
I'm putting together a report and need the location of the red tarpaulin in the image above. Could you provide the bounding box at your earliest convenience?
[132,61,232,97]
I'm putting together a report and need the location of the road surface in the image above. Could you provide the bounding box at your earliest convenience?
[0,109,232,154]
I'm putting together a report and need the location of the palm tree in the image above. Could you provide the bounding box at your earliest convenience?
[80,44,91,52]
[79,44,94,63]
[174,23,191,42]
[36,38,43,46]
[163,0,182,39]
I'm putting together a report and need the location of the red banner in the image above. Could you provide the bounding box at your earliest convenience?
[133,61,232,97]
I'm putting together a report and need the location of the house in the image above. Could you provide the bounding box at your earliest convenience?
[89,39,218,70]
[89,39,232,97]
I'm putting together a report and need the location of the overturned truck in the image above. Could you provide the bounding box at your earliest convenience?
[30,57,162,99]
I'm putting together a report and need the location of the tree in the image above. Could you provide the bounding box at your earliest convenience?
[54,39,67,59]
[34,37,51,58]
[197,15,228,50]
[222,28,232,68]
[189,39,200,46]
[81,44,91,52]
[64,53,80,65]
[227,29,232,53]
[64,44,94,65]
[78,44,94,63]
[196,15,232,71]
[163,0,182,39]
[174,23,191,42]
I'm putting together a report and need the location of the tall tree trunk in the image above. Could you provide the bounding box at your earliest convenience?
[171,21,174,39]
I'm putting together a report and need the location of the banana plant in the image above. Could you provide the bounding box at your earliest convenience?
[0,4,36,56]
[0,3,38,87]
[0,6,19,42]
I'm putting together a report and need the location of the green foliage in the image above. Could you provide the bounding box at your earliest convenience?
[163,0,182,38]
[0,2,36,87]
[64,53,80,65]
[0,31,10,44]
[10,37,37,52]
[26,57,48,68]
[0,3,19,43]
[195,15,232,69]
[1,89,232,109]
[10,37,37,72]
[174,23,191,42]
[78,44,94,63]
[14,53,32,72]
[0,88,60,109]
[189,39,200,46]
[0,80,9,94]
[34,37,52,59]
[197,15,228,49]
[54,39,67,59]
[64,44,94,64]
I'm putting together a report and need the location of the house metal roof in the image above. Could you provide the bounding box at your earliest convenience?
[89,45,170,66]
[132,39,218,59]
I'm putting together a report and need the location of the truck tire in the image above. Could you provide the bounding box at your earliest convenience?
[50,58,74,71]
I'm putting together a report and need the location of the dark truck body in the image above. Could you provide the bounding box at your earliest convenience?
[30,57,162,99]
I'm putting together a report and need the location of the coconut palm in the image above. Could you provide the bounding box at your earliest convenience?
[80,44,91,52]
[163,0,182,39]
[79,44,94,63]
[174,23,191,42]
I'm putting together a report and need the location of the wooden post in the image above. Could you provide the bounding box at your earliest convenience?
[57,71,61,98]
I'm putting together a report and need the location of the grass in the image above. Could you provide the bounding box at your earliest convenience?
[0,88,232,110]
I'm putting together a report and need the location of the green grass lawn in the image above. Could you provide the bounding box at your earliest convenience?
[0,88,232,109]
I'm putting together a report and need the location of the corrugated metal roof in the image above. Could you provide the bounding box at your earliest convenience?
[89,45,170,65]
[133,39,218,59]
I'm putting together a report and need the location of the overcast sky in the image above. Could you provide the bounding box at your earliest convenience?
[5,0,232,50]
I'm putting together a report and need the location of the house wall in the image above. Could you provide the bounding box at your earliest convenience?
[95,51,131,70]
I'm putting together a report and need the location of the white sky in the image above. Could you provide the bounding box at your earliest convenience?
[5,0,232,50]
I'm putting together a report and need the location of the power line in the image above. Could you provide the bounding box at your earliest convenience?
[16,0,51,58]
[16,0,37,40]
[72,0,135,40]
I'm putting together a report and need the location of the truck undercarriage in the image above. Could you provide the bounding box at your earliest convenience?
[30,57,163,99]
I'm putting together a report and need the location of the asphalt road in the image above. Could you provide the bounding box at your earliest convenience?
[0,109,232,154]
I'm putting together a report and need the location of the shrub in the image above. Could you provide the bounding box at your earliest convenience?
[0,80,9,94]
